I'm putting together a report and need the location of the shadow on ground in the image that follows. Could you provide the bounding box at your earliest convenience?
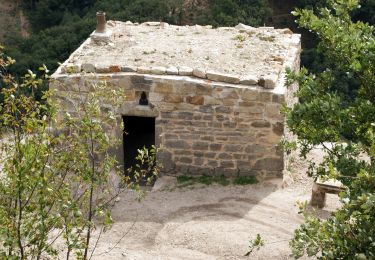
[86,176,340,260]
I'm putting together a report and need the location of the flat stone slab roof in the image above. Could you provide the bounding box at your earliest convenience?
[56,21,301,88]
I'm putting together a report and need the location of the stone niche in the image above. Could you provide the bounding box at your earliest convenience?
[50,20,301,179]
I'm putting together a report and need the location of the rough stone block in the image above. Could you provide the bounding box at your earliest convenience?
[192,142,209,150]
[164,94,183,103]
[165,140,190,149]
[265,103,282,119]
[199,105,214,113]
[148,92,164,102]
[205,152,217,159]
[137,66,152,74]
[143,21,160,26]
[151,66,166,75]
[200,136,213,142]
[179,157,193,164]
[207,160,218,167]
[130,75,153,90]
[216,115,226,121]
[258,92,272,102]
[193,114,202,120]
[234,106,264,116]
[215,106,232,114]
[220,160,235,168]
[194,157,205,166]
[177,112,193,120]
[172,83,195,94]
[123,90,135,101]
[215,136,229,141]
[218,153,232,159]
[157,150,175,172]
[160,111,176,119]
[272,94,285,103]
[90,30,112,43]
[311,182,326,208]
[121,66,137,72]
[223,121,236,128]
[220,89,239,99]
[164,133,179,139]
[82,63,95,73]
[95,64,110,73]
[233,154,245,160]
[214,167,237,177]
[251,120,271,128]
[194,84,211,95]
[65,64,81,73]
[202,115,213,121]
[194,151,204,157]
[178,66,193,76]
[193,68,207,79]
[206,71,240,84]
[166,66,179,75]
[153,82,174,93]
[207,71,240,84]
[272,122,284,135]
[186,95,204,105]
[240,75,258,85]
[245,144,268,154]
[204,96,222,105]
[237,161,253,173]
[239,101,261,107]
[253,158,283,171]
[191,121,207,127]
[224,144,242,152]
[259,134,280,145]
[109,65,121,72]
[118,77,132,89]
[241,91,258,101]
[235,23,256,32]
[259,74,279,89]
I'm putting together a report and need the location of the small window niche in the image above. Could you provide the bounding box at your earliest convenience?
[139,91,149,106]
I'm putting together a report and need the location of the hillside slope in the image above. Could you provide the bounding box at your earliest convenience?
[0,0,28,42]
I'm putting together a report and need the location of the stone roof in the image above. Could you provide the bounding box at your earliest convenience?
[54,21,301,89]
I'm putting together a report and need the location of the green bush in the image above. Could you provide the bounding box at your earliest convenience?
[285,1,375,258]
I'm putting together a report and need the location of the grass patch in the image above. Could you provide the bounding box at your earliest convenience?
[176,175,194,183]
[232,176,258,185]
[177,174,257,187]
[200,175,230,186]
[177,174,230,187]
[233,34,246,42]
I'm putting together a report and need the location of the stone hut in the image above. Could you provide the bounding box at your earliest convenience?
[50,14,301,179]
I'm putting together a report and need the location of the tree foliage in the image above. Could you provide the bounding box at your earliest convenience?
[285,1,375,258]
[1,0,374,81]
[2,0,273,79]
[0,47,159,259]
[193,0,271,27]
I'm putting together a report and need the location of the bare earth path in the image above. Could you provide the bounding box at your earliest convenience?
[86,148,340,260]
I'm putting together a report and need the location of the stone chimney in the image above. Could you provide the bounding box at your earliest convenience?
[91,11,111,43]
[96,11,107,33]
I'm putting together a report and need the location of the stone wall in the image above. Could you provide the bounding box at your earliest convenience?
[282,44,301,184]
[50,72,289,178]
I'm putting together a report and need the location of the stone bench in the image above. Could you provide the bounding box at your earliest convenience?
[310,179,345,208]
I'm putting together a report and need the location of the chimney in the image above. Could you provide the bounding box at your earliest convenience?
[96,11,106,33]
[91,11,111,43]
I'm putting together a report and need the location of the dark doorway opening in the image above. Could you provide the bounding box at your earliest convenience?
[123,116,155,181]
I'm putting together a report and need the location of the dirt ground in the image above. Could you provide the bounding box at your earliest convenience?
[81,147,340,260]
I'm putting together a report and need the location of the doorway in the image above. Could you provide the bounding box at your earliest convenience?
[123,116,155,179]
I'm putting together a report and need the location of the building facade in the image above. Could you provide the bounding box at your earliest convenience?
[50,17,301,179]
